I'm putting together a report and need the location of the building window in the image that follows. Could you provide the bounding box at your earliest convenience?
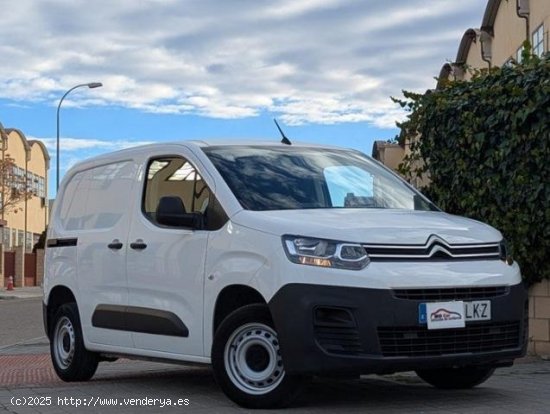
[16,170,46,198]
[10,166,26,192]
[27,173,34,195]
[38,176,45,198]
[2,227,10,247]
[516,45,524,63]
[25,232,33,251]
[532,24,544,57]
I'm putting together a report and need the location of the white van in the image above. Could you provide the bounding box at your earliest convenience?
[44,141,527,408]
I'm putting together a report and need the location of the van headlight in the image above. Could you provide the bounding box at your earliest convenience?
[282,236,370,270]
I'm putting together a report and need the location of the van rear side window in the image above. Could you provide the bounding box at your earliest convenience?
[57,161,138,231]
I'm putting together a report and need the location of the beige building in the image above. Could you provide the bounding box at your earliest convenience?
[438,0,550,85]
[0,122,50,251]
[371,141,404,172]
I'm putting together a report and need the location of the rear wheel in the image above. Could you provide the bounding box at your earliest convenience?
[416,366,495,389]
[50,303,98,382]
[212,304,308,408]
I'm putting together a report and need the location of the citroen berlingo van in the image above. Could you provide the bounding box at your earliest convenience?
[44,141,527,408]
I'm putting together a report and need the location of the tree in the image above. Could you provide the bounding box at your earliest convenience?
[393,55,549,285]
[33,227,47,252]
[0,154,34,216]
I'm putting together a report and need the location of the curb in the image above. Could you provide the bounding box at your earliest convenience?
[0,290,43,300]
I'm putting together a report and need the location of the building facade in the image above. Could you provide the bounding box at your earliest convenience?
[371,141,404,173]
[0,123,49,252]
[438,0,550,85]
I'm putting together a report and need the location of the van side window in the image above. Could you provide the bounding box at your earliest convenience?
[143,157,228,230]
[58,170,88,230]
[58,161,138,231]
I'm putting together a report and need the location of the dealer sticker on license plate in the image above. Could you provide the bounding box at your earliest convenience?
[418,300,491,330]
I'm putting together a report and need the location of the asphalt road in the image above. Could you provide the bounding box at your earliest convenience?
[0,297,44,348]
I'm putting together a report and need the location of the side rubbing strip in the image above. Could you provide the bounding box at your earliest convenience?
[46,238,78,248]
[92,305,189,337]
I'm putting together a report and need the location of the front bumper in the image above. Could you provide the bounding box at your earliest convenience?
[268,282,528,375]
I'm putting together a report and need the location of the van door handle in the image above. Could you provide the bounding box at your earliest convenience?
[130,240,147,250]
[108,240,123,250]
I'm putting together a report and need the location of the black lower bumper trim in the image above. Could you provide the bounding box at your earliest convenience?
[92,305,189,337]
[268,282,527,375]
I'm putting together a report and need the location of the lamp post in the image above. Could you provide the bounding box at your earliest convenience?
[56,82,102,191]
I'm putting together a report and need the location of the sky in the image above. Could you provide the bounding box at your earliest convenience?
[0,0,488,197]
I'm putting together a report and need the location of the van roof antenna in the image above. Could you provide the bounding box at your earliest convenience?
[274,118,292,145]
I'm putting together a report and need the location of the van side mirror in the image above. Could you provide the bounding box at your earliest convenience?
[156,196,204,229]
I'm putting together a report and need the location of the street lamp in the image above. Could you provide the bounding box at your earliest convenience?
[56,82,102,191]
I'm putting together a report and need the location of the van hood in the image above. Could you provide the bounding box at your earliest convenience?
[231,209,502,245]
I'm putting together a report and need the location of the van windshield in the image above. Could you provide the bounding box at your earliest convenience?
[203,146,437,212]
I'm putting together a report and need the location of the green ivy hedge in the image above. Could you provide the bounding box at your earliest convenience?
[394,56,549,285]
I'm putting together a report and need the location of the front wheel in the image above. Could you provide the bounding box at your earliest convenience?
[212,304,308,408]
[416,366,495,389]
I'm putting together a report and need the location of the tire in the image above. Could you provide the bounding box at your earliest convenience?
[50,303,99,382]
[416,366,495,389]
[212,304,308,408]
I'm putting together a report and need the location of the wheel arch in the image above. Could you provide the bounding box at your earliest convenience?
[213,284,267,335]
[45,285,78,339]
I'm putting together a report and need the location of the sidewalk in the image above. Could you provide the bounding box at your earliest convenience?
[0,286,43,300]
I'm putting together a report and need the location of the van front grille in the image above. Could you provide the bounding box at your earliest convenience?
[363,237,500,261]
[378,321,521,357]
[393,286,509,301]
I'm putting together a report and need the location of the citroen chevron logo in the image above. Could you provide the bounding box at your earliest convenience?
[424,235,453,258]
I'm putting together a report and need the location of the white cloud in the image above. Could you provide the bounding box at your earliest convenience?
[27,136,155,173]
[0,0,487,128]
[265,0,347,19]
[34,137,154,152]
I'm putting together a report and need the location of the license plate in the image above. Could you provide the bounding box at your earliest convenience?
[419,300,491,330]
[464,300,491,321]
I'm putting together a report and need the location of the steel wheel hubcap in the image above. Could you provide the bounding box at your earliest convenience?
[224,323,285,395]
[54,316,75,370]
